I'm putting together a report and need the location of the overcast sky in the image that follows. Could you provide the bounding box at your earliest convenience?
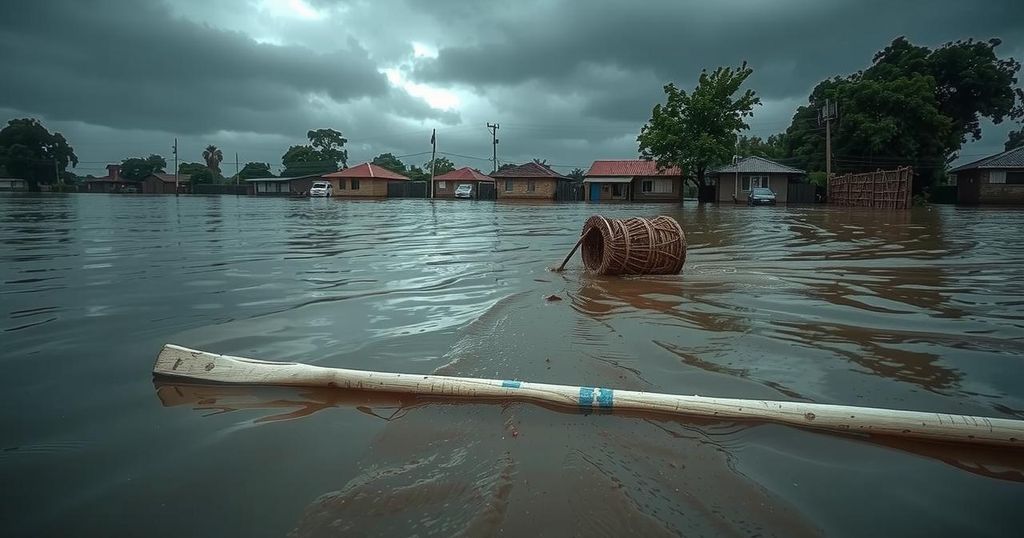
[1,0,1022,176]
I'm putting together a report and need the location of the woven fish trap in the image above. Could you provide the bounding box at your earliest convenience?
[579,215,686,275]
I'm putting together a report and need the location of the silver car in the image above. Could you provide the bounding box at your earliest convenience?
[454,184,473,199]
[310,181,332,197]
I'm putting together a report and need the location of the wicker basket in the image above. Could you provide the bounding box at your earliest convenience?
[579,215,686,275]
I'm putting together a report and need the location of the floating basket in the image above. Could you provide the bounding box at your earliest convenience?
[576,215,686,275]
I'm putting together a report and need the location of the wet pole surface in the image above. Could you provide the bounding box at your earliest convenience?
[2,193,1023,536]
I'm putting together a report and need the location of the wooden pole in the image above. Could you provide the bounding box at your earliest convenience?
[155,344,1024,447]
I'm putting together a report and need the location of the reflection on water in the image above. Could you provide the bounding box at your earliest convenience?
[2,194,1024,537]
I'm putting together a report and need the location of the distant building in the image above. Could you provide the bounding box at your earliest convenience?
[244,174,321,196]
[140,173,190,194]
[0,166,28,191]
[950,146,1024,205]
[491,162,568,200]
[321,163,410,197]
[83,164,139,193]
[710,156,806,204]
[583,160,683,202]
[432,167,495,199]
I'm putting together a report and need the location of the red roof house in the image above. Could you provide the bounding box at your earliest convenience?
[322,163,410,197]
[432,167,495,198]
[583,159,683,202]
[491,162,568,200]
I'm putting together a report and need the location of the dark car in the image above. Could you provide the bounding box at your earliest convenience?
[747,187,777,206]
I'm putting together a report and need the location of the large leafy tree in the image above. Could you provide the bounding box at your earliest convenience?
[282,128,349,176]
[424,156,455,176]
[120,154,167,180]
[783,37,1022,190]
[0,118,78,190]
[372,152,407,174]
[637,63,761,201]
[1006,128,1024,151]
[736,134,786,159]
[202,145,223,174]
[237,162,273,180]
[178,162,206,179]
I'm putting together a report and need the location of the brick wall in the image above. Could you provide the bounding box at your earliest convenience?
[335,178,392,197]
[496,177,557,199]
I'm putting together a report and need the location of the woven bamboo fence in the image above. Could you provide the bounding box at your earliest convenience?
[829,167,912,209]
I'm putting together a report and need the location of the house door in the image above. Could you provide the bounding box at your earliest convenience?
[590,182,601,201]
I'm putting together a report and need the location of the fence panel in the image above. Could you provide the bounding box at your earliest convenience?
[829,167,912,209]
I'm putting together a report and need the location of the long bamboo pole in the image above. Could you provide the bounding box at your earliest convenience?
[154,344,1024,447]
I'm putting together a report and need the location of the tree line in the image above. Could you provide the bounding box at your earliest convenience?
[638,36,1023,198]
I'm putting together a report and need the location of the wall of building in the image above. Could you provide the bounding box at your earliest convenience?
[716,173,790,203]
[496,177,557,199]
[335,178,392,197]
[433,180,492,198]
[631,176,681,202]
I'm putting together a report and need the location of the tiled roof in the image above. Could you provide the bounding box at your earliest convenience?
[585,160,682,177]
[434,167,495,182]
[322,162,409,180]
[490,161,567,179]
[711,156,805,175]
[949,146,1024,172]
[148,173,188,183]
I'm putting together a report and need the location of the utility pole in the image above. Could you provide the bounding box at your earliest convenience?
[429,129,437,199]
[54,159,63,188]
[820,99,837,200]
[487,122,499,173]
[173,138,179,196]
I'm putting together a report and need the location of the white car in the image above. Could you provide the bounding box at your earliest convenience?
[310,181,332,197]
[454,184,473,199]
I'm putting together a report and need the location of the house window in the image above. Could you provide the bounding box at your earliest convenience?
[527,179,536,192]
[642,179,672,194]
[505,179,514,192]
[612,183,625,196]
[742,175,768,191]
[988,171,1006,184]
[1007,171,1024,184]
[337,180,345,189]
[351,179,360,190]
[642,180,653,193]
[438,181,447,190]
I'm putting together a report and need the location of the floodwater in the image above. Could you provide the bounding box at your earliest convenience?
[2,193,1023,537]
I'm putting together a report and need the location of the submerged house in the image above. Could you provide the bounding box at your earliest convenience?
[140,173,189,194]
[491,162,568,200]
[432,167,495,199]
[0,166,27,191]
[950,146,1024,205]
[83,164,139,193]
[583,160,683,202]
[321,162,410,197]
[710,156,806,204]
[245,174,321,196]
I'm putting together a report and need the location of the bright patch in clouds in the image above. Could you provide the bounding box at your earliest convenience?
[258,0,324,20]
[383,68,460,111]
[411,42,438,59]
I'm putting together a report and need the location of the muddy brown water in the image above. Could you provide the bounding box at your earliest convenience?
[1,193,1023,537]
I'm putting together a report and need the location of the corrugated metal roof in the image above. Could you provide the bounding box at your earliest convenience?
[950,146,1024,172]
[491,162,567,179]
[711,156,805,175]
[322,163,410,180]
[585,160,682,177]
[434,167,495,182]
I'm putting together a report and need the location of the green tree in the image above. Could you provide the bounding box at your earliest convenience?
[424,156,455,176]
[190,168,216,185]
[237,162,273,180]
[784,37,1023,190]
[1006,128,1024,151]
[638,63,761,202]
[120,154,167,180]
[178,162,206,179]
[202,145,223,174]
[372,152,407,174]
[307,128,348,168]
[496,162,518,173]
[282,128,349,176]
[0,118,78,190]
[736,134,786,159]
[567,167,585,181]
[406,165,428,181]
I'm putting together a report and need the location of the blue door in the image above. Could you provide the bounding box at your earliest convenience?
[590,182,601,202]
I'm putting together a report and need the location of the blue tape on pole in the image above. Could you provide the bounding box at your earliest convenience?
[501,380,521,389]
[579,387,595,410]
[597,387,614,408]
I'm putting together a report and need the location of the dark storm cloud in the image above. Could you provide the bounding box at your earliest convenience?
[0,0,389,134]
[412,0,1024,115]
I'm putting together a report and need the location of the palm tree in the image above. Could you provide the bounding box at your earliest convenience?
[202,145,223,174]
